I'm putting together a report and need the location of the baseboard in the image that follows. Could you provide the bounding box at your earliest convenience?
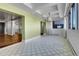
[66,38,77,56]
[23,35,41,43]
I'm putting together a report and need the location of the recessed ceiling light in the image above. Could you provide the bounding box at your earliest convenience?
[35,10,41,15]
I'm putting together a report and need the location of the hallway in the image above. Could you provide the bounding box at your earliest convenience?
[0,3,79,56]
[0,35,75,56]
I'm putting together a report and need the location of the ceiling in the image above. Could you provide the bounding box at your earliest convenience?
[10,3,66,21]
[0,11,21,22]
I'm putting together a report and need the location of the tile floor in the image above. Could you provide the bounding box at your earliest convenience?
[0,35,75,56]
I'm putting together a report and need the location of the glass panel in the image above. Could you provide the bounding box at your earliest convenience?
[53,20,64,29]
[68,3,78,30]
[72,3,78,30]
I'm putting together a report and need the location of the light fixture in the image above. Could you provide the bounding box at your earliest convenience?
[35,10,41,15]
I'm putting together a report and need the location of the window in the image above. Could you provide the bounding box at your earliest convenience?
[68,3,78,30]
[68,11,71,29]
[53,20,64,29]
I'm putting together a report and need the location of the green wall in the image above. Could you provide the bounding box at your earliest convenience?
[0,3,42,40]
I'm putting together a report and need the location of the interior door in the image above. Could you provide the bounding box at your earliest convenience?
[0,23,5,34]
[40,21,46,35]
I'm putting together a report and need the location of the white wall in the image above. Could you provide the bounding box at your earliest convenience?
[46,21,65,37]
[46,21,52,31]
[66,4,79,55]
[4,13,21,35]
[67,30,79,55]
[64,16,69,30]
[12,20,20,35]
[5,14,12,35]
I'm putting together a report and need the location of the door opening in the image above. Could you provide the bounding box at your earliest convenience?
[0,9,24,48]
[40,21,46,35]
[0,23,5,35]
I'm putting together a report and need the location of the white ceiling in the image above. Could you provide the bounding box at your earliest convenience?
[10,3,66,21]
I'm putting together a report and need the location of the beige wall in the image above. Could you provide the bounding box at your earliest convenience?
[0,3,43,40]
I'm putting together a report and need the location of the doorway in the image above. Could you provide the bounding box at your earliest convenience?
[0,9,24,48]
[0,23,5,34]
[40,21,46,35]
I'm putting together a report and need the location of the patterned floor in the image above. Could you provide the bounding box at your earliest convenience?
[0,35,75,56]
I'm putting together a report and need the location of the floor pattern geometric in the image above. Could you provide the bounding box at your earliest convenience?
[0,35,75,56]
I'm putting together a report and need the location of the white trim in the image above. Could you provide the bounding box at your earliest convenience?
[23,36,41,43]
[64,3,72,17]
